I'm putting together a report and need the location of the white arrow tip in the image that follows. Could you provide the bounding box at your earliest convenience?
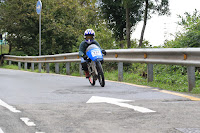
[86,96,132,104]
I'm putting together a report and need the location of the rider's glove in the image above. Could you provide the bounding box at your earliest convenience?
[82,54,88,60]
[102,50,106,55]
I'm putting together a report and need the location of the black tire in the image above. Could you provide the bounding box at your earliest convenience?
[96,61,105,87]
[89,74,95,86]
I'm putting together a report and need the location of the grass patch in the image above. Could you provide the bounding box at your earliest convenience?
[0,64,18,69]
[0,64,46,73]
[104,70,190,93]
[71,72,80,76]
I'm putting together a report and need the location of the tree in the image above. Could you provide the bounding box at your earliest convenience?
[139,0,170,47]
[100,0,143,48]
[0,0,100,55]
[139,0,148,47]
[122,0,131,48]
[164,9,200,48]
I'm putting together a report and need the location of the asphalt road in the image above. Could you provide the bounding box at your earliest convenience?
[0,68,200,133]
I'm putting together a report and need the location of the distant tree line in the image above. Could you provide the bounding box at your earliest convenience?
[0,0,170,56]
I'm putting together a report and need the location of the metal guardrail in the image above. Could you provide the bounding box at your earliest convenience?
[2,48,200,91]
[4,48,200,66]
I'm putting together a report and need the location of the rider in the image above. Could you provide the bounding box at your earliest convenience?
[79,29,106,78]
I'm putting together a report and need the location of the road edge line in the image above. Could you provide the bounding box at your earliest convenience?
[157,90,200,101]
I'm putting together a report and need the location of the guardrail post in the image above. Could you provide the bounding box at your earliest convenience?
[147,64,153,82]
[55,63,59,74]
[31,63,34,71]
[118,62,123,81]
[46,63,49,73]
[24,62,27,71]
[187,66,195,91]
[38,63,41,73]
[66,62,70,75]
[18,62,21,70]
[9,61,12,65]
[79,63,83,76]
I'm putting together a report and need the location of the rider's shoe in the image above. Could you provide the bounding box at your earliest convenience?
[85,71,89,78]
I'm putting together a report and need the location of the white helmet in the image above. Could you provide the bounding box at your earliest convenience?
[84,29,95,44]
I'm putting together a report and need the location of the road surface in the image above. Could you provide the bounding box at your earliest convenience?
[0,68,200,133]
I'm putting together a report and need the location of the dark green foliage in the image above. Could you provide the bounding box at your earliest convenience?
[0,0,114,56]
[164,9,200,48]
[102,62,118,72]
[100,0,143,43]
[153,64,188,86]
[147,0,170,16]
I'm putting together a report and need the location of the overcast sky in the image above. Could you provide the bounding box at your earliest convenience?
[131,0,200,46]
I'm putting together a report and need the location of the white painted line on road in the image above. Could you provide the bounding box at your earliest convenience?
[87,96,156,113]
[20,118,36,126]
[0,99,21,113]
[0,128,4,133]
[87,96,132,103]
[113,102,156,113]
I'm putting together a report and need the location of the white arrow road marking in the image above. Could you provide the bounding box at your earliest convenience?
[20,118,36,126]
[87,96,156,113]
[0,128,4,133]
[0,99,21,113]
